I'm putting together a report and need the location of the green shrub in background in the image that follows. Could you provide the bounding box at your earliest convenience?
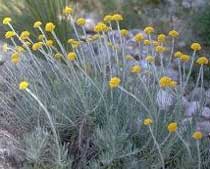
[193,4,210,46]
[0,0,72,48]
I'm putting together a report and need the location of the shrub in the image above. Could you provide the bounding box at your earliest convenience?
[1,7,210,169]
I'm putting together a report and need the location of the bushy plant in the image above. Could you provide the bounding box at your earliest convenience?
[0,0,72,48]
[1,7,210,169]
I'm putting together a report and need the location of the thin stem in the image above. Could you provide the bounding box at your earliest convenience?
[197,141,201,169]
[149,126,165,169]
[26,89,61,163]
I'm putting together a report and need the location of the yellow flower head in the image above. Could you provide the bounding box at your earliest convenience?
[46,40,54,47]
[191,43,201,51]
[174,51,182,58]
[2,43,8,52]
[167,122,177,133]
[109,77,121,88]
[5,31,15,39]
[32,42,43,51]
[67,39,80,48]
[63,6,73,15]
[192,131,203,140]
[155,46,166,53]
[103,15,112,23]
[111,14,123,22]
[120,29,129,37]
[94,22,108,33]
[3,17,12,25]
[19,81,29,90]
[76,18,86,26]
[33,21,42,28]
[196,57,208,65]
[54,53,63,60]
[20,31,30,40]
[159,76,177,88]
[125,55,134,61]
[144,40,151,46]
[11,52,20,64]
[38,34,44,41]
[168,30,179,38]
[67,52,77,61]
[144,118,153,126]
[134,33,144,42]
[145,55,155,63]
[131,65,141,73]
[157,34,166,42]
[15,46,25,53]
[144,26,154,34]
[45,22,55,32]
[153,40,159,46]
[179,54,190,62]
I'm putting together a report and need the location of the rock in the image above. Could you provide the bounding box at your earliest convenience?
[184,101,200,117]
[196,121,210,134]
[201,107,210,119]
[0,130,22,169]
[188,87,205,101]
[165,67,179,81]
[156,89,175,111]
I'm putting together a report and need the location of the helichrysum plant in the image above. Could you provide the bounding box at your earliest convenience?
[1,5,210,169]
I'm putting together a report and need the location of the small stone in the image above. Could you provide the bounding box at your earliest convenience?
[201,107,210,119]
[184,101,200,117]
[196,121,210,134]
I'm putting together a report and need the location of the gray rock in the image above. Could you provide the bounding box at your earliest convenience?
[196,121,210,134]
[156,89,175,110]
[201,107,210,119]
[188,87,205,101]
[184,101,200,117]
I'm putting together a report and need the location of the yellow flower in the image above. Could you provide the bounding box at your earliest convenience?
[125,55,134,61]
[63,6,73,15]
[3,17,12,25]
[76,18,86,26]
[111,14,123,21]
[67,52,77,61]
[15,46,25,53]
[23,41,32,48]
[2,43,8,52]
[196,57,208,65]
[174,51,182,58]
[179,54,190,62]
[109,77,121,88]
[153,40,159,46]
[11,52,20,64]
[131,65,141,73]
[157,34,166,42]
[20,31,30,40]
[144,118,153,126]
[54,53,63,60]
[167,122,177,133]
[45,22,55,32]
[33,21,42,28]
[145,55,155,63]
[155,46,166,53]
[46,40,54,47]
[67,39,80,48]
[5,31,15,39]
[134,33,144,42]
[192,131,203,140]
[19,81,29,90]
[144,26,154,34]
[103,15,112,23]
[159,76,177,88]
[38,34,44,41]
[32,42,43,51]
[168,30,179,38]
[94,22,108,33]
[120,29,129,37]
[144,40,151,46]
[191,43,201,51]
